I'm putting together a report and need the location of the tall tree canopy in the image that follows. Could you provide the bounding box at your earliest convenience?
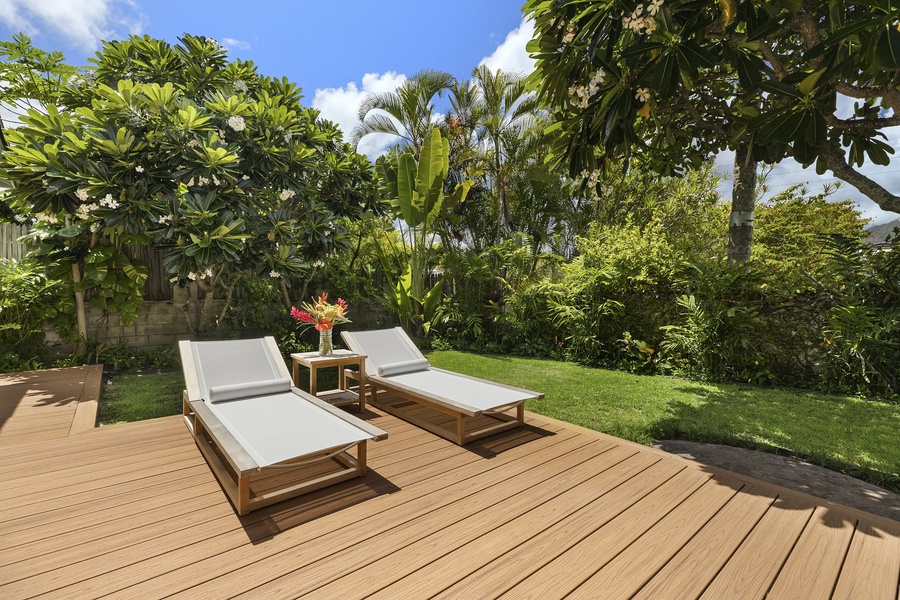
[524,0,900,261]
[0,34,377,337]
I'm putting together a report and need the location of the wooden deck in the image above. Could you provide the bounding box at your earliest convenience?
[0,365,102,445]
[1,370,898,599]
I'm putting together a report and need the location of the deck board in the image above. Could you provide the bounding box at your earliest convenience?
[0,369,898,599]
[0,365,102,444]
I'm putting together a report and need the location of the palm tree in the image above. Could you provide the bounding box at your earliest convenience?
[351,70,454,161]
[470,65,539,233]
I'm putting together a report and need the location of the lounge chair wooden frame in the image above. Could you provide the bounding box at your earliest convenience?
[180,338,387,516]
[342,328,543,446]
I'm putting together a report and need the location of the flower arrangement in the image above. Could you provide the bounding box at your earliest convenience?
[290,293,350,332]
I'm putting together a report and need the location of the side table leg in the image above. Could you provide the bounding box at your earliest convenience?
[358,361,367,412]
[309,366,317,396]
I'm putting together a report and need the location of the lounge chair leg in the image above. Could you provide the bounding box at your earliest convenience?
[457,415,467,446]
[358,440,368,475]
[238,475,250,516]
[517,402,525,423]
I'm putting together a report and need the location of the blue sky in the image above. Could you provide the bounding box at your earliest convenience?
[0,0,897,224]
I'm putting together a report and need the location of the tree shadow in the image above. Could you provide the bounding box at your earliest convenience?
[654,383,900,496]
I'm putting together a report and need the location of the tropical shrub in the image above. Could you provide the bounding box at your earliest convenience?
[0,259,58,371]
[818,234,900,398]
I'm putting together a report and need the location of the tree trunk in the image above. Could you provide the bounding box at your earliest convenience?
[728,144,757,262]
[279,278,292,310]
[70,261,87,350]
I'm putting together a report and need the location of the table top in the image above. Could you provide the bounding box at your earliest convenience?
[290,350,366,366]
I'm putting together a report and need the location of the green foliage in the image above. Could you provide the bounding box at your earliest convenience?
[474,174,894,399]
[522,0,900,215]
[660,266,769,383]
[818,234,900,398]
[0,34,377,339]
[375,128,471,335]
[0,259,58,370]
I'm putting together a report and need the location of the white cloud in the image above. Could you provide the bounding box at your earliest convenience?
[713,132,900,225]
[222,37,251,53]
[312,71,407,160]
[479,19,536,76]
[0,0,144,51]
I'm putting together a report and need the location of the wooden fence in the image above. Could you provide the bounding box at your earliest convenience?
[0,223,29,261]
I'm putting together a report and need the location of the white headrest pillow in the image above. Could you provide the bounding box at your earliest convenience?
[207,378,292,403]
[377,358,431,377]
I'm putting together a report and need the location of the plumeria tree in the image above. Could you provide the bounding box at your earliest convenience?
[524,0,900,261]
[0,34,375,338]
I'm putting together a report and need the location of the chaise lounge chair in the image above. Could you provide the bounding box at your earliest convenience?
[341,327,543,445]
[179,337,387,515]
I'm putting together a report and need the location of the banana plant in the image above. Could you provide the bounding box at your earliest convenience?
[376,127,471,335]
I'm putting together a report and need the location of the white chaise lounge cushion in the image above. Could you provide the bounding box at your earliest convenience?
[207,378,292,403]
[377,358,430,377]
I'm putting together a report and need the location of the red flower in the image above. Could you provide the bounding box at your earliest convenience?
[337,297,348,311]
[290,306,316,324]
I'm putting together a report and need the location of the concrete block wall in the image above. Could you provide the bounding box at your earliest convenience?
[46,284,397,354]
[46,284,223,353]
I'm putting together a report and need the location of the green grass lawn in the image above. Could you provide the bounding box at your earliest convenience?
[98,352,900,491]
[98,371,186,425]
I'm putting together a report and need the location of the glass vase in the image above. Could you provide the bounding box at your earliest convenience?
[318,329,333,356]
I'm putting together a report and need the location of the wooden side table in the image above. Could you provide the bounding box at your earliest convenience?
[291,350,367,412]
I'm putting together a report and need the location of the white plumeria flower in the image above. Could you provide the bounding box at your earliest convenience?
[75,188,91,201]
[279,188,296,201]
[241,175,250,181]
[100,194,120,209]
[187,139,200,148]
[648,0,664,15]
[227,115,246,131]
[233,79,248,93]
[135,165,144,173]
[269,271,281,279]
[562,23,577,43]
[636,87,652,102]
